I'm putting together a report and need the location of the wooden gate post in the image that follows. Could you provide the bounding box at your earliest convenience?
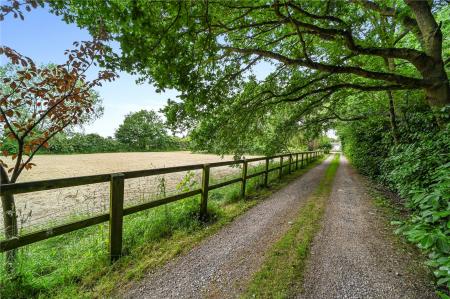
[264,158,269,187]
[241,160,248,198]
[109,173,124,263]
[200,164,210,220]
[279,156,283,179]
[301,153,304,167]
[295,153,299,170]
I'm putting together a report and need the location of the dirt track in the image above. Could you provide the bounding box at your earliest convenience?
[1,152,249,233]
[123,156,332,298]
[299,156,436,298]
[123,156,436,298]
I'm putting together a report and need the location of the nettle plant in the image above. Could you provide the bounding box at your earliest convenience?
[0,40,117,272]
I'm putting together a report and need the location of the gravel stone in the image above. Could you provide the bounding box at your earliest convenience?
[123,157,333,299]
[298,156,436,299]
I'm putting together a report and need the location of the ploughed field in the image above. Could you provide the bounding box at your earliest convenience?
[1,152,251,234]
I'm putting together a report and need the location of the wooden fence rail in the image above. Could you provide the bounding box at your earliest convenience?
[0,151,324,261]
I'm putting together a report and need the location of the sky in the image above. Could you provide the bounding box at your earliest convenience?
[0,4,179,137]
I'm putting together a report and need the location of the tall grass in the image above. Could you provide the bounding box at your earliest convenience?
[0,156,325,298]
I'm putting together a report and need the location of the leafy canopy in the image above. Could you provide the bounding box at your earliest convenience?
[49,0,449,154]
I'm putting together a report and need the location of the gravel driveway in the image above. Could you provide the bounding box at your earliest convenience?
[298,156,436,299]
[123,157,332,298]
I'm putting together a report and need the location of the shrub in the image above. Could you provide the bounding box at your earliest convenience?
[394,162,450,290]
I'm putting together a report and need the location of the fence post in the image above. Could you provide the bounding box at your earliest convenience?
[200,164,210,220]
[109,173,124,263]
[296,153,299,170]
[301,153,304,167]
[279,156,283,179]
[288,154,292,174]
[264,158,269,187]
[241,160,248,198]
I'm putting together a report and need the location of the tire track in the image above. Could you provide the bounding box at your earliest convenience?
[124,157,333,299]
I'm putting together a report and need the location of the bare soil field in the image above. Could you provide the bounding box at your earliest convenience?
[1,152,253,234]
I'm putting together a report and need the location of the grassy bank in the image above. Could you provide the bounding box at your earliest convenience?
[0,156,326,298]
[244,154,340,298]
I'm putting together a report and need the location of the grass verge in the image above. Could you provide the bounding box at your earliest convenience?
[0,156,327,298]
[244,154,340,299]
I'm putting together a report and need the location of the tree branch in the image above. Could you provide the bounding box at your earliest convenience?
[275,82,418,105]
[220,46,430,88]
[272,3,430,69]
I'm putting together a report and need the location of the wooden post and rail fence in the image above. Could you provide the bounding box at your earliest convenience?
[0,150,324,262]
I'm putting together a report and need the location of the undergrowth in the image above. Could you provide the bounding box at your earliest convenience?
[0,155,325,298]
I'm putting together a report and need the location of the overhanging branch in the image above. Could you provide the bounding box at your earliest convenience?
[220,46,430,88]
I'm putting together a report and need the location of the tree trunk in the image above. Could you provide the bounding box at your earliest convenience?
[384,58,400,144]
[0,165,18,274]
[405,0,450,108]
[387,90,400,144]
[423,69,450,108]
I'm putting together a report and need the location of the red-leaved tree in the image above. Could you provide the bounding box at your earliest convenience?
[0,0,117,272]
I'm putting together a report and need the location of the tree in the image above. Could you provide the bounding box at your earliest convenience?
[0,1,117,272]
[48,0,449,153]
[0,64,105,147]
[49,1,449,107]
[115,110,171,150]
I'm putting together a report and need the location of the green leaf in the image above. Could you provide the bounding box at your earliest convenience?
[437,277,450,285]
[420,235,434,249]
[437,291,450,299]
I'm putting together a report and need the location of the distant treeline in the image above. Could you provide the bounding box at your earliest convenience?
[0,110,190,155]
[0,132,190,155]
[50,133,189,154]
